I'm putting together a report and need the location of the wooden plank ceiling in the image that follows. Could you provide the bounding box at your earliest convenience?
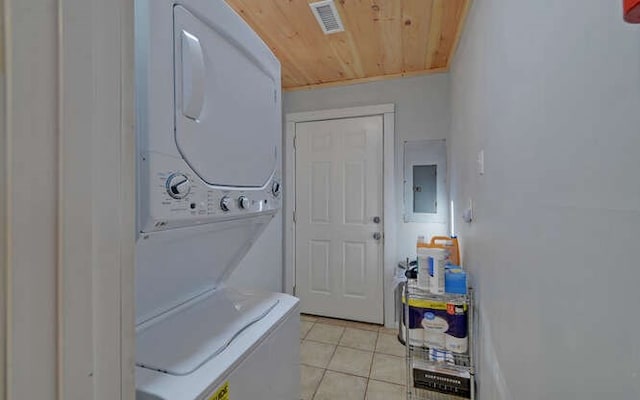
[226,0,470,90]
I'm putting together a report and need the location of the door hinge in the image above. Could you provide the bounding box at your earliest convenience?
[292,285,296,296]
[293,135,297,150]
[293,210,297,223]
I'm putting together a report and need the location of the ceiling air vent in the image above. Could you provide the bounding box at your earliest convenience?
[309,0,344,34]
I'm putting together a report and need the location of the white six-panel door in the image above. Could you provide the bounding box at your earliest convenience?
[295,116,384,324]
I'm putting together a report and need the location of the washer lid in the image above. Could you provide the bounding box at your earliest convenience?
[174,5,280,188]
[136,288,279,376]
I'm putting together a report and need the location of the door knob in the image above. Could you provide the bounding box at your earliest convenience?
[373,232,382,240]
[373,216,381,224]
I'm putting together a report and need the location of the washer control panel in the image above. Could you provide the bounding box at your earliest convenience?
[219,196,232,211]
[139,154,281,233]
[165,173,191,199]
[271,180,281,198]
[238,196,250,209]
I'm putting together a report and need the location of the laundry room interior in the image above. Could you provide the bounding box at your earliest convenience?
[2,1,640,400]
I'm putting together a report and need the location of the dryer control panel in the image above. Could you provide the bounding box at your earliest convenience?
[138,153,281,233]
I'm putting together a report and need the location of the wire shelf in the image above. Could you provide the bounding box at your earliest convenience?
[407,345,471,369]
[404,281,471,303]
[408,390,470,400]
[404,280,475,400]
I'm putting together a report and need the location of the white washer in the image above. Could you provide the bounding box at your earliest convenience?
[135,1,299,399]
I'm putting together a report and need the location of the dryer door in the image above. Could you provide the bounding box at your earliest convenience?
[174,5,280,188]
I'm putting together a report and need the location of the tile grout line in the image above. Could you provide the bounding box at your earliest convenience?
[310,319,384,332]
[311,326,346,400]
[363,329,379,400]
[325,326,373,399]
[366,330,383,397]
[322,368,372,380]
[372,332,407,387]
[311,369,406,399]
[305,338,375,353]
[302,317,408,398]
[301,320,322,400]
[305,324,398,352]
[301,321,315,340]
[310,367,327,400]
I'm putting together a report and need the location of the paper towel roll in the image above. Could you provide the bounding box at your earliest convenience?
[445,334,468,353]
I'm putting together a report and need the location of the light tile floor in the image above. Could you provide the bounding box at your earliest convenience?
[300,314,407,400]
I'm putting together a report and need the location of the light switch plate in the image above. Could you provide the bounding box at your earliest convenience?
[462,199,473,223]
[477,150,485,175]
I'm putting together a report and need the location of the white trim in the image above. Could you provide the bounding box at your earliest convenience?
[0,3,6,397]
[382,112,398,329]
[88,1,136,399]
[286,103,395,123]
[283,120,297,296]
[3,0,135,398]
[284,104,397,327]
[59,1,95,397]
[118,2,136,399]
[5,1,60,398]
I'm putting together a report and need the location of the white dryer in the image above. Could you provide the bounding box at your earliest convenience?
[134,1,299,399]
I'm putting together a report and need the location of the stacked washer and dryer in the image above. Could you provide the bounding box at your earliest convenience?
[135,1,300,399]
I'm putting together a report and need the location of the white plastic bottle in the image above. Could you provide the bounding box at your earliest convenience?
[426,248,447,294]
[416,236,430,290]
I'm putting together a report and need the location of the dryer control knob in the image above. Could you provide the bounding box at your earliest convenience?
[220,196,232,212]
[272,180,281,197]
[166,173,191,199]
[238,196,250,209]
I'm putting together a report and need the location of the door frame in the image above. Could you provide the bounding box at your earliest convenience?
[284,104,397,328]
[2,0,135,398]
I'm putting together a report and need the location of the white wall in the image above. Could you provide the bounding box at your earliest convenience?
[285,74,452,263]
[449,1,640,399]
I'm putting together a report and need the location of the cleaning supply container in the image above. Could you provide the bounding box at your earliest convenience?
[425,248,448,295]
[429,236,461,266]
[416,237,430,290]
[445,267,468,295]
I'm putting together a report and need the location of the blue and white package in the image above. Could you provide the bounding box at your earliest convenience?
[404,298,468,353]
[445,267,467,294]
